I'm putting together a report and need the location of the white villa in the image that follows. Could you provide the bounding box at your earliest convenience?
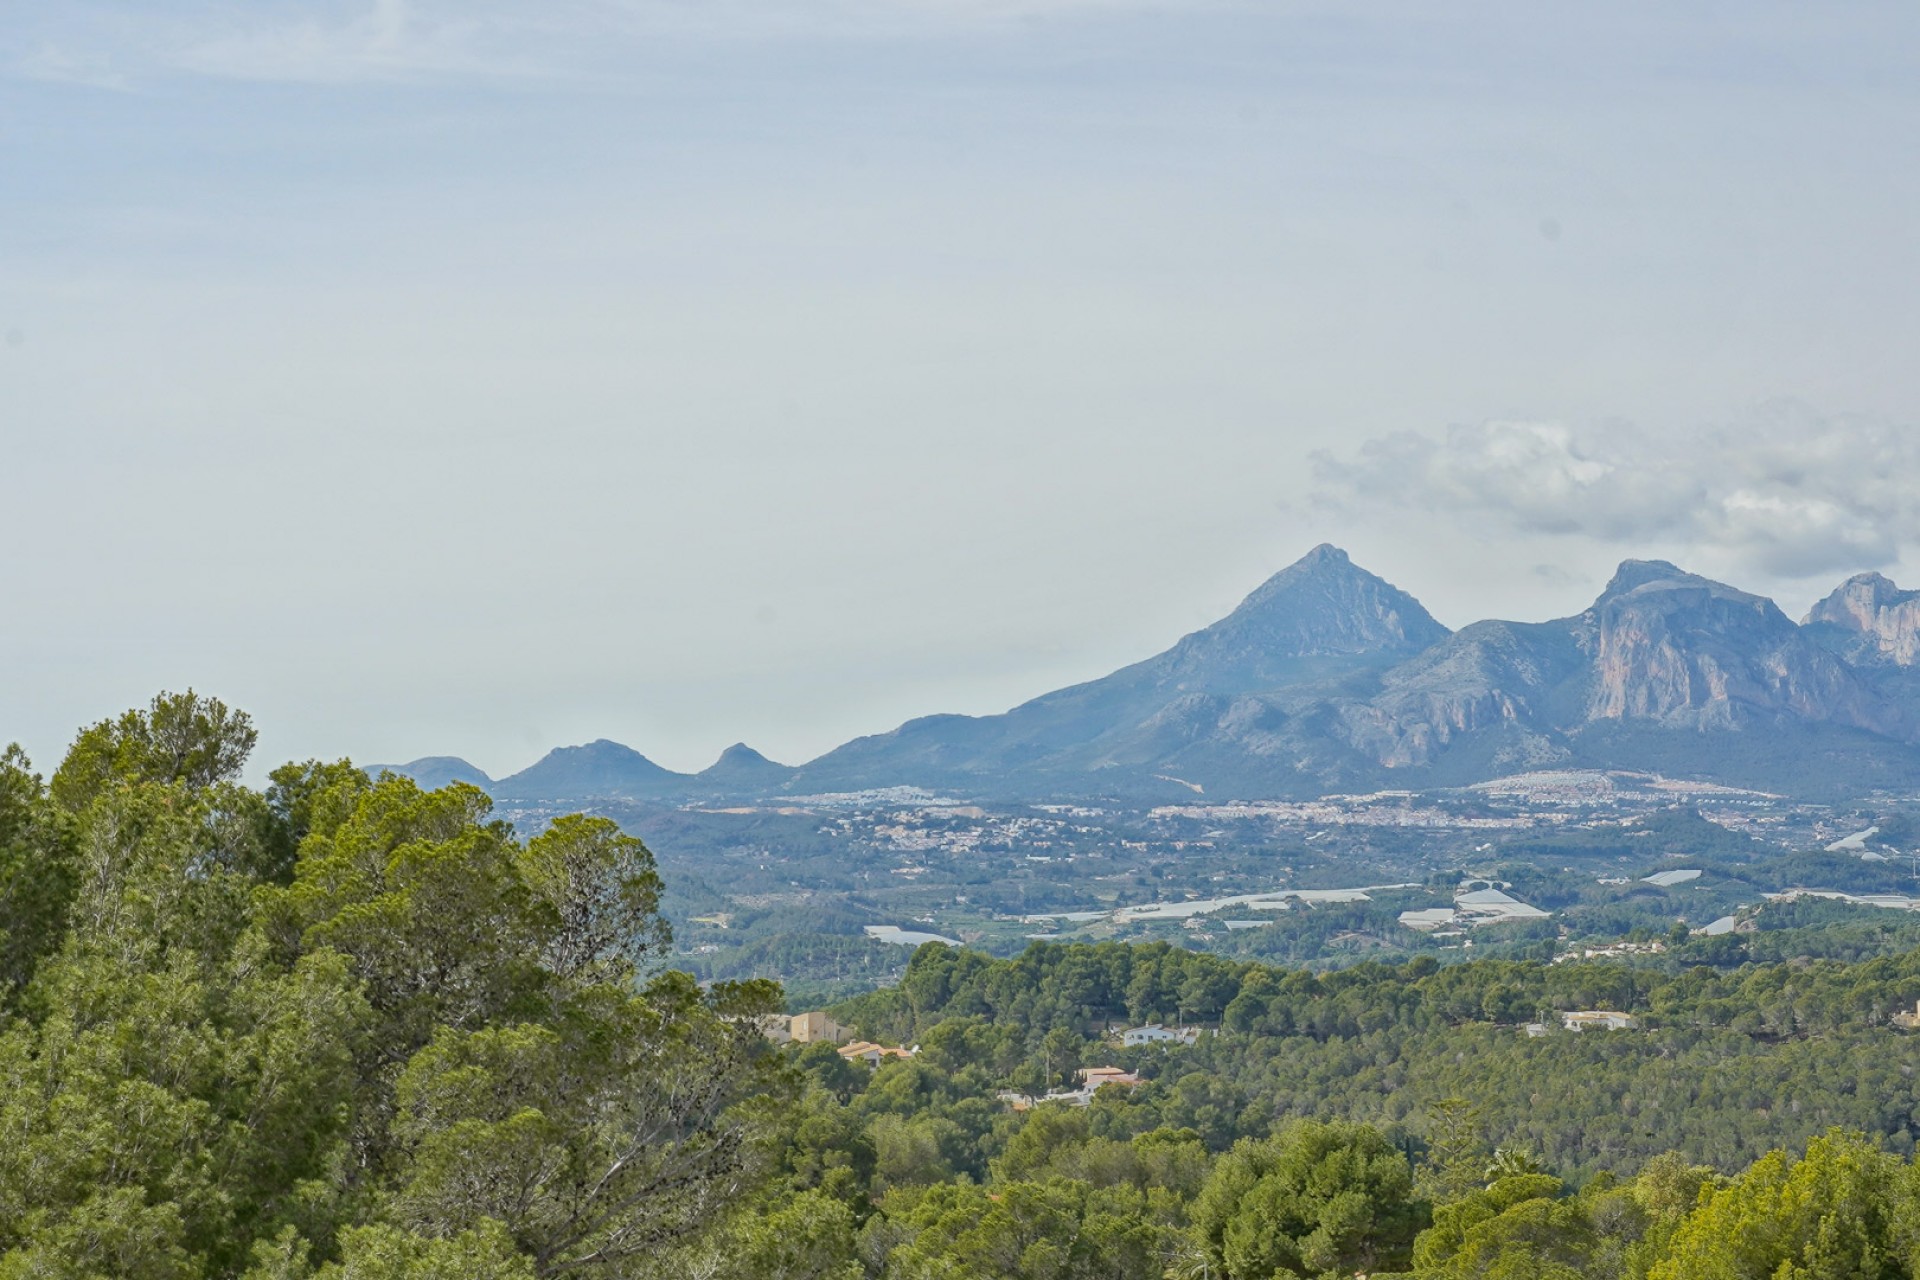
[1118,1024,1201,1046]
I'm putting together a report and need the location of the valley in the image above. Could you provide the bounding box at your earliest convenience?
[461,767,1920,1007]
[375,547,1920,1004]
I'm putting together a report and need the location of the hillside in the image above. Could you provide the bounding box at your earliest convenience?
[16,693,1920,1277]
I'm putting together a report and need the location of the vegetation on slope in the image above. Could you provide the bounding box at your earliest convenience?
[12,692,1920,1278]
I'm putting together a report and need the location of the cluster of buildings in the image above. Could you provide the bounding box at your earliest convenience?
[806,803,1096,862]
[762,1011,915,1064]
[998,1065,1146,1111]
[1147,795,1543,831]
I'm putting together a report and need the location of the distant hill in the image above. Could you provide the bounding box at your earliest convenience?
[697,743,798,794]
[490,739,691,801]
[367,756,494,790]
[390,546,1920,803]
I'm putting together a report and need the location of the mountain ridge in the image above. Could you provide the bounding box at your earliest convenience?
[398,547,1920,803]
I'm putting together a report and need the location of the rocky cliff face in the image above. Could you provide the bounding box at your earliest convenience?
[1583,561,1896,734]
[1804,572,1920,666]
[1302,558,1915,779]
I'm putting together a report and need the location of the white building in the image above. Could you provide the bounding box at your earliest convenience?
[1118,1024,1200,1046]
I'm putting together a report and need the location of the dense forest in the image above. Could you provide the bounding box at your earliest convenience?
[9,692,1920,1277]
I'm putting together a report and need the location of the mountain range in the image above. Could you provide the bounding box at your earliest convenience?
[374,547,1920,803]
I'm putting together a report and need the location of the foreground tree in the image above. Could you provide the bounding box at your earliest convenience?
[1412,1174,1591,1279]
[1189,1120,1421,1279]
[0,745,74,997]
[0,694,785,1278]
[1649,1129,1904,1280]
[51,689,258,811]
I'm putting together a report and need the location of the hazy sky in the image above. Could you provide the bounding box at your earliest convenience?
[6,2,1920,777]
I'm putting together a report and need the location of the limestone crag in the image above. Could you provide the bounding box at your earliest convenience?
[1804,572,1920,666]
[1584,562,1897,736]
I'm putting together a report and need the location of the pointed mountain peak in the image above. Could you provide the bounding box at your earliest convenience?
[1227,545,1444,634]
[695,742,798,793]
[1236,544,1404,611]
[1146,545,1451,683]
[701,742,793,776]
[1276,542,1354,579]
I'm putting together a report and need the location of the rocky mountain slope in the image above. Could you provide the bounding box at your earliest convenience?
[1804,572,1920,666]
[786,544,1448,793]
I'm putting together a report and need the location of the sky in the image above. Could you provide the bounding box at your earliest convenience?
[5,1,1920,778]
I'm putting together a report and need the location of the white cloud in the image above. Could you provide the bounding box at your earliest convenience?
[170,0,549,85]
[14,44,131,91]
[7,0,1254,90]
[1313,404,1920,581]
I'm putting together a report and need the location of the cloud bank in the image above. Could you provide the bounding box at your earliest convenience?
[1313,405,1920,580]
[11,0,1256,90]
